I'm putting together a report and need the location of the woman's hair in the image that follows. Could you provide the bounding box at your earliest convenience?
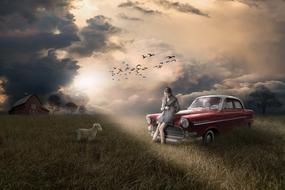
[164,87,172,95]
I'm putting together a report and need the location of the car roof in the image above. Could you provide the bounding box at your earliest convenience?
[196,95,242,101]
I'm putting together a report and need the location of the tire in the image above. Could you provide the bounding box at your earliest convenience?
[203,130,215,145]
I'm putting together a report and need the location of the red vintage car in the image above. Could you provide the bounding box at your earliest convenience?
[146,95,254,144]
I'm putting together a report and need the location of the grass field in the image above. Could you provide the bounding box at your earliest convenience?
[0,114,284,190]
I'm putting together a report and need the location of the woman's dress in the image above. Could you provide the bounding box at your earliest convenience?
[158,95,180,125]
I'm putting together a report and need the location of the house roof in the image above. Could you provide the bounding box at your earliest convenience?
[9,94,49,113]
[11,94,45,108]
[12,95,33,108]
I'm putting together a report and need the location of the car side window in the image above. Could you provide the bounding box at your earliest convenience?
[223,98,234,109]
[233,100,243,109]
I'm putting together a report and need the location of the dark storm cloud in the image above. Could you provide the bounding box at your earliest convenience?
[153,0,209,17]
[167,58,248,95]
[0,0,74,32]
[219,0,259,7]
[0,0,71,17]
[0,50,79,104]
[221,0,285,7]
[70,15,122,56]
[117,13,143,21]
[0,0,81,106]
[0,32,78,62]
[235,0,260,7]
[48,91,89,108]
[118,1,162,15]
[169,75,220,95]
[0,0,78,61]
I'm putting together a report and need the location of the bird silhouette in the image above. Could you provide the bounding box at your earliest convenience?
[110,58,155,81]
[136,65,142,70]
[117,68,123,74]
[142,53,155,59]
[154,65,162,69]
[166,55,175,59]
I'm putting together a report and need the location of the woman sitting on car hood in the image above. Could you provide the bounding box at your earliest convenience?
[152,87,180,144]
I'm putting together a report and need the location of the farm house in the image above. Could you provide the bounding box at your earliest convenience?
[9,94,49,115]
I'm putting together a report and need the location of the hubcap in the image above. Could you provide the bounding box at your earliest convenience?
[206,134,212,143]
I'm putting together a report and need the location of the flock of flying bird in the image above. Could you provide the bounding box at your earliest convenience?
[109,53,177,81]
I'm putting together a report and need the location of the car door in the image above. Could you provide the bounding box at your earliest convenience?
[232,99,246,127]
[219,98,237,132]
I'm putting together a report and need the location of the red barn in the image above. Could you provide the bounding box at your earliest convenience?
[9,94,49,115]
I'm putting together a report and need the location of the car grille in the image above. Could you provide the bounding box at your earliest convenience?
[150,125,185,141]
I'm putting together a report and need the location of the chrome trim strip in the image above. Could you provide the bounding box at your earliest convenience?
[155,136,180,142]
[193,116,248,126]
[166,135,184,139]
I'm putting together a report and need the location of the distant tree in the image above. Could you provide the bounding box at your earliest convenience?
[47,95,61,114]
[248,86,282,115]
[78,105,87,114]
[65,102,78,114]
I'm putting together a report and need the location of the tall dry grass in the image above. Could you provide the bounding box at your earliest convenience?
[0,114,284,189]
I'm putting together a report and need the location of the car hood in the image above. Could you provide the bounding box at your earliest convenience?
[147,109,218,120]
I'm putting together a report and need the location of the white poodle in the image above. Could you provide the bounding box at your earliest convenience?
[76,123,103,141]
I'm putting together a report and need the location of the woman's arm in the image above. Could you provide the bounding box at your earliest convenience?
[161,97,166,111]
[175,98,180,113]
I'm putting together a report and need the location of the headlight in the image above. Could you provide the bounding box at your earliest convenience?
[180,117,189,128]
[146,116,152,124]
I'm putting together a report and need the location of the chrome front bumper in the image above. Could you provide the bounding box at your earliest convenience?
[148,125,197,142]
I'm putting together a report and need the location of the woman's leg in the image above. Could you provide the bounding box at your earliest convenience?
[159,122,166,144]
[152,123,161,141]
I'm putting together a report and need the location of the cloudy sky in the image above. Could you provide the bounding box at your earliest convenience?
[0,0,285,114]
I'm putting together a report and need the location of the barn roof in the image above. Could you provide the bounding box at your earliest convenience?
[9,94,49,114]
[12,95,33,108]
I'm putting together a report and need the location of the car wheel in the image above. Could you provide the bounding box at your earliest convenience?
[203,130,215,144]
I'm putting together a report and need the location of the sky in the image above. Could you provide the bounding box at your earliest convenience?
[0,0,285,114]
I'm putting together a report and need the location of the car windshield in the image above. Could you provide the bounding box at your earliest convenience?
[188,97,222,110]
